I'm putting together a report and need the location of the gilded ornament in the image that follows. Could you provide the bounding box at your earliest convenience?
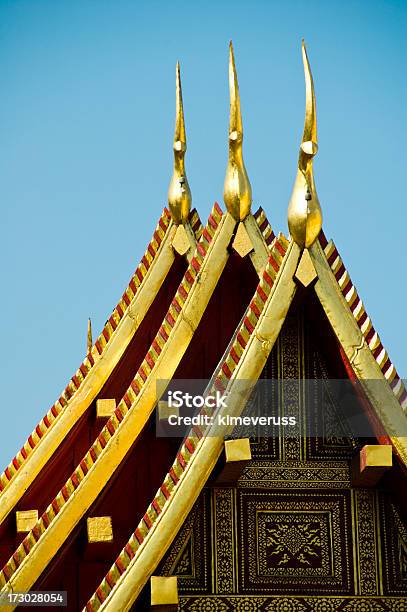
[223,41,252,221]
[168,62,192,224]
[87,317,92,353]
[288,40,322,247]
[294,248,317,287]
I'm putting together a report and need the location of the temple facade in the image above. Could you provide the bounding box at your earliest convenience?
[0,42,406,611]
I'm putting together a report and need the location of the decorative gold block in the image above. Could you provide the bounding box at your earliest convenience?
[150,576,178,607]
[157,400,179,421]
[352,444,392,487]
[96,398,116,419]
[16,510,38,533]
[172,225,191,257]
[217,438,252,484]
[87,517,113,543]
[294,249,318,287]
[361,444,392,470]
[232,222,254,258]
[225,438,252,463]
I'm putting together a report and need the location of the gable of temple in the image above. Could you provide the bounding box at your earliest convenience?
[0,41,406,612]
[148,300,407,610]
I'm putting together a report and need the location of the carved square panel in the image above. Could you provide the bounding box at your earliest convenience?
[237,490,353,594]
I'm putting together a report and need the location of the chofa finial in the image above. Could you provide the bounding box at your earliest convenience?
[287,40,322,248]
[223,41,252,221]
[87,318,92,353]
[168,62,192,225]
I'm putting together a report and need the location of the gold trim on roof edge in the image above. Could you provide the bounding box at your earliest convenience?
[168,62,192,225]
[310,237,407,465]
[287,40,322,248]
[85,237,298,612]
[0,208,202,526]
[0,204,237,597]
[321,235,407,411]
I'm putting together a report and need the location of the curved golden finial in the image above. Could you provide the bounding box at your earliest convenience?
[287,40,322,248]
[87,317,92,353]
[223,41,252,221]
[168,62,192,225]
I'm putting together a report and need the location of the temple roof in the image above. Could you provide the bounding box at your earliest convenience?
[0,203,277,599]
[1,40,406,611]
[82,227,407,612]
[0,205,406,607]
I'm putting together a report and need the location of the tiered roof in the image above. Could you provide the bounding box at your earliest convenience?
[0,40,406,611]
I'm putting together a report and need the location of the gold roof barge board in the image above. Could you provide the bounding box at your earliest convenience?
[0,203,279,601]
[0,207,201,526]
[85,236,299,611]
[0,204,238,598]
[309,236,407,465]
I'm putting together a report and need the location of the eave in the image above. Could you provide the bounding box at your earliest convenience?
[0,208,202,527]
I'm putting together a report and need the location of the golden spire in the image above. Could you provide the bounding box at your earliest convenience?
[168,62,192,225]
[87,317,92,353]
[287,40,322,248]
[223,41,252,221]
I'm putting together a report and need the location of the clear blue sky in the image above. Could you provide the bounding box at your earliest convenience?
[0,0,405,469]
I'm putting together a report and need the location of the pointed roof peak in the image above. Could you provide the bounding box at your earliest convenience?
[223,41,252,221]
[168,61,192,225]
[287,39,322,248]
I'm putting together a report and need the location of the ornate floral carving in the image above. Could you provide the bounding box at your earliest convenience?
[182,598,229,612]
[265,597,307,611]
[239,460,350,489]
[353,489,378,595]
[342,600,386,612]
[213,488,235,594]
[179,597,407,611]
[379,492,407,596]
[265,517,322,568]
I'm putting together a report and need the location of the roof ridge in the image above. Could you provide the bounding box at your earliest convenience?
[320,234,407,411]
[84,234,290,611]
[0,208,202,497]
[0,204,225,591]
